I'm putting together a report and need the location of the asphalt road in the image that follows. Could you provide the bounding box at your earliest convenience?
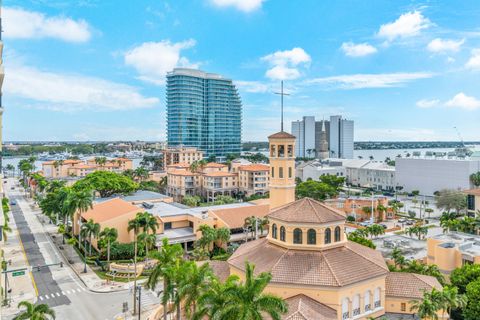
[10,194,70,308]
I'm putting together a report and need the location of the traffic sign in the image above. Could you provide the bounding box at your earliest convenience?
[12,270,25,277]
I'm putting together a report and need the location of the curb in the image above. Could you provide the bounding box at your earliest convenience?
[46,231,129,294]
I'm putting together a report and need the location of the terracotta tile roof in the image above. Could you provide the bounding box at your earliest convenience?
[386,272,442,300]
[268,198,346,224]
[248,198,270,206]
[204,162,227,168]
[239,164,270,172]
[283,295,337,320]
[82,198,141,223]
[210,204,270,229]
[268,131,296,139]
[463,188,480,196]
[167,170,199,177]
[167,163,191,168]
[228,238,388,287]
[71,164,96,169]
[203,172,237,177]
[43,159,82,165]
[202,261,231,282]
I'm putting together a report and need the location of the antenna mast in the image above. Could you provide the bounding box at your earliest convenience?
[274,81,290,132]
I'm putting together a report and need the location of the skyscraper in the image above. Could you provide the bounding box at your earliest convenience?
[166,68,242,159]
[329,115,354,159]
[0,7,4,192]
[291,116,315,157]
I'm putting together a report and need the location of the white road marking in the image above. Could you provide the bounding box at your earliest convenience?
[45,295,49,300]
[39,296,43,300]
[51,294,56,298]
[62,291,66,295]
[56,292,61,297]
[66,290,71,294]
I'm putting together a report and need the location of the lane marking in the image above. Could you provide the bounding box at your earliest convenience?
[56,292,60,297]
[62,291,66,295]
[39,296,43,301]
[16,229,39,297]
[51,294,55,298]
[66,290,71,294]
[45,295,49,300]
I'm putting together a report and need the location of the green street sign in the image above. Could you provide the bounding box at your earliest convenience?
[12,270,25,277]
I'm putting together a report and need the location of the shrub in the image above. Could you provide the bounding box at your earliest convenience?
[346,215,356,222]
[101,242,136,260]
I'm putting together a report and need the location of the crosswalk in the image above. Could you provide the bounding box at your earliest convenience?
[38,286,87,301]
[140,290,160,308]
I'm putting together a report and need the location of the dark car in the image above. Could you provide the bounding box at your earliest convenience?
[406,220,415,225]
[10,200,17,205]
[380,224,388,229]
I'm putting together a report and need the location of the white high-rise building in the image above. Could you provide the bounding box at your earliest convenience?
[329,115,354,159]
[291,116,315,158]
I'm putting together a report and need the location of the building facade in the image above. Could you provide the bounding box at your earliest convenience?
[396,157,480,196]
[162,146,203,169]
[291,116,330,159]
[42,158,133,178]
[329,115,354,159]
[166,68,242,159]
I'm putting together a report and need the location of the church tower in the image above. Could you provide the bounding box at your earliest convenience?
[318,120,329,160]
[268,131,296,209]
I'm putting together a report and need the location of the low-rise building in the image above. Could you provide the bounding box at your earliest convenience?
[339,159,395,191]
[162,146,203,169]
[237,164,269,197]
[427,231,480,274]
[325,196,392,222]
[464,188,480,216]
[42,158,133,178]
[296,160,345,181]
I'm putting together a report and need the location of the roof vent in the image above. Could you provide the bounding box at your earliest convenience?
[142,202,154,209]
[201,211,209,219]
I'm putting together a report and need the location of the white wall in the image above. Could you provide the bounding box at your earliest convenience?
[396,158,480,195]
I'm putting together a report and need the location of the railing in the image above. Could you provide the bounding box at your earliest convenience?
[374,301,381,308]
[342,311,350,320]
[353,308,361,316]
[365,304,371,312]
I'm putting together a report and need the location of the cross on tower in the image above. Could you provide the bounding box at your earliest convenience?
[274,80,290,132]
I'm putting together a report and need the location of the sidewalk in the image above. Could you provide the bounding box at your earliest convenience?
[1,202,37,316]
[34,206,131,293]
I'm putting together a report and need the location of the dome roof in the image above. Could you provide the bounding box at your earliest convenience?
[268,198,346,224]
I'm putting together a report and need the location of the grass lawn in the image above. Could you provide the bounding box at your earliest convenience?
[93,269,148,283]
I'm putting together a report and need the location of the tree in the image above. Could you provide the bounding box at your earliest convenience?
[81,219,100,255]
[6,164,15,177]
[196,225,217,252]
[435,189,467,214]
[215,227,231,248]
[218,262,287,319]
[193,275,240,320]
[410,288,442,320]
[98,227,118,264]
[146,238,183,320]
[347,232,376,249]
[13,301,56,320]
[182,195,202,207]
[391,247,407,269]
[137,232,156,259]
[73,171,138,198]
[133,167,149,182]
[470,172,480,187]
[94,156,107,167]
[464,279,480,320]
[127,214,143,315]
[450,264,480,294]
[296,179,340,201]
[366,224,385,239]
[177,262,214,318]
[441,286,467,319]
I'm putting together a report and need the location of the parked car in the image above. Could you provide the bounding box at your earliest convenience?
[398,218,407,223]
[10,200,17,205]
[406,220,415,225]
[380,224,388,229]
[359,221,372,227]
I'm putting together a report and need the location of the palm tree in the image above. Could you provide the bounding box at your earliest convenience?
[140,212,159,234]
[146,238,183,320]
[127,215,143,315]
[244,216,257,240]
[215,227,231,248]
[410,288,442,320]
[177,262,213,318]
[196,224,217,251]
[94,156,107,167]
[366,224,385,239]
[193,275,240,320]
[189,161,199,173]
[98,227,118,264]
[391,247,407,269]
[133,167,149,182]
[6,164,15,177]
[68,189,93,242]
[441,286,467,319]
[2,223,12,242]
[13,301,55,320]
[137,232,156,259]
[81,219,100,255]
[220,262,288,319]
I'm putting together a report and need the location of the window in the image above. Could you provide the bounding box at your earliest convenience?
[287,145,293,157]
[325,228,331,244]
[270,145,276,157]
[164,222,172,230]
[293,228,302,244]
[280,226,286,241]
[189,221,194,228]
[307,229,316,245]
[352,295,360,316]
[342,298,350,320]
[271,167,275,178]
[288,167,292,178]
[401,303,406,312]
[374,288,381,308]
[272,224,277,239]
[335,226,341,242]
[279,167,284,178]
[364,290,371,312]
[467,195,475,211]
[278,145,285,157]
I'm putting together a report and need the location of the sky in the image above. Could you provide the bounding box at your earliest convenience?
[3,0,480,142]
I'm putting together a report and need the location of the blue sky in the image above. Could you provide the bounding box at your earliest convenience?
[3,0,480,142]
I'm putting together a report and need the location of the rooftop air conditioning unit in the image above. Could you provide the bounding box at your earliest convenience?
[142,202,154,209]
[201,211,208,220]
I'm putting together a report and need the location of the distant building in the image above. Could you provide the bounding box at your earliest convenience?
[295,160,345,181]
[396,156,480,195]
[162,146,203,169]
[329,115,354,159]
[464,188,480,216]
[166,68,242,159]
[325,196,393,222]
[291,115,353,159]
[42,158,133,178]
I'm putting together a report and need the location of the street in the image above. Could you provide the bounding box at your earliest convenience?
[2,178,159,320]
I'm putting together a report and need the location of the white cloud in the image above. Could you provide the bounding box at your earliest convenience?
[378,11,430,42]
[341,42,377,57]
[235,80,270,93]
[307,72,433,89]
[5,65,159,111]
[3,7,91,42]
[261,47,311,80]
[416,99,439,108]
[465,49,480,70]
[445,92,480,110]
[209,0,264,12]
[124,39,198,85]
[427,38,464,53]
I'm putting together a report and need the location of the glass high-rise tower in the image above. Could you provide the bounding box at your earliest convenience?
[166,68,242,158]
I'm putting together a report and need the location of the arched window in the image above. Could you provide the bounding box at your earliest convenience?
[374,288,381,308]
[272,224,277,239]
[364,290,371,312]
[342,298,350,320]
[335,226,341,242]
[307,229,316,245]
[352,295,360,316]
[279,167,284,178]
[325,228,331,244]
[293,228,302,244]
[280,226,286,242]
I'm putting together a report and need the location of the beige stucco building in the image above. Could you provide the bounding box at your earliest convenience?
[162,146,203,169]
[42,158,133,178]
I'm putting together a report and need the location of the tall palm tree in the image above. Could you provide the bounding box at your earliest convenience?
[146,238,183,320]
[215,227,231,248]
[98,227,118,264]
[81,219,100,255]
[13,301,55,320]
[94,156,107,167]
[193,275,240,320]
[133,167,149,182]
[68,189,93,242]
[177,262,213,318]
[410,288,442,320]
[196,225,217,252]
[220,262,288,320]
[441,286,467,319]
[127,215,143,315]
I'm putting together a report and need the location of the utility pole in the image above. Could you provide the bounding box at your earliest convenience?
[255,218,259,240]
[370,192,374,224]
[137,285,142,320]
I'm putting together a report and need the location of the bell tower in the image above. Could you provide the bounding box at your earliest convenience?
[268,131,296,209]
